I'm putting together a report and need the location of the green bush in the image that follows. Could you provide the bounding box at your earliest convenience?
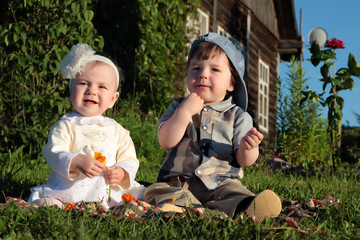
[340,126,360,165]
[0,0,104,157]
[135,0,196,111]
[276,57,331,168]
[92,0,200,112]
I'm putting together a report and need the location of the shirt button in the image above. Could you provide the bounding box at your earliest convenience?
[202,125,208,131]
[203,107,208,112]
[196,169,202,175]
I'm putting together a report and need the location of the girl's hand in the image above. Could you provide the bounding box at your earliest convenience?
[239,127,264,150]
[104,166,128,186]
[70,154,105,178]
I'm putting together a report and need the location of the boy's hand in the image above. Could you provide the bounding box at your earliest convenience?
[240,127,264,150]
[70,154,105,178]
[104,166,128,186]
[179,93,204,117]
[158,93,204,150]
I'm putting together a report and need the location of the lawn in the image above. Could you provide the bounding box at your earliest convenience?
[0,152,359,239]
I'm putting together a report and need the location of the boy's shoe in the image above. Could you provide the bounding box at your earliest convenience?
[245,190,282,223]
[160,203,185,213]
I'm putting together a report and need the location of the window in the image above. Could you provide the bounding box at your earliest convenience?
[187,9,209,43]
[258,60,269,132]
[217,25,231,38]
[217,25,244,52]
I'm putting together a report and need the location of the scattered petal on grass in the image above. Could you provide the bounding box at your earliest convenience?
[65,202,76,211]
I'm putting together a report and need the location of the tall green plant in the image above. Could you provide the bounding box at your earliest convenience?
[304,39,360,167]
[135,0,200,112]
[0,0,104,158]
[277,57,330,167]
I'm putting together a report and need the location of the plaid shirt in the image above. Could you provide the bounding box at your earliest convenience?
[157,97,253,190]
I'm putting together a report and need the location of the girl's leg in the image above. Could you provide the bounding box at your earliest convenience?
[32,197,64,208]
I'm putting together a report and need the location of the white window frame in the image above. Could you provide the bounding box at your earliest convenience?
[217,26,243,51]
[217,25,231,38]
[258,59,269,133]
[187,9,209,43]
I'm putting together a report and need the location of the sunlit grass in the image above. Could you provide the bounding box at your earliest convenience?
[1,156,359,239]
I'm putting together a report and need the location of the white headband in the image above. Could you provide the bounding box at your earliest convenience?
[59,44,120,88]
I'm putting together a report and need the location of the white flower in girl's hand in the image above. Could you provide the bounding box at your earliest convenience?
[81,145,112,202]
[82,145,110,165]
[59,44,95,79]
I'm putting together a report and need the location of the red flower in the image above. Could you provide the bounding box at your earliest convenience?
[122,193,135,203]
[325,38,345,49]
[65,202,76,210]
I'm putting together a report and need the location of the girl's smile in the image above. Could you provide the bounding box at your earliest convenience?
[83,98,98,105]
[69,61,119,117]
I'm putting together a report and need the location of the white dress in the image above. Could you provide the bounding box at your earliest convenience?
[28,113,145,209]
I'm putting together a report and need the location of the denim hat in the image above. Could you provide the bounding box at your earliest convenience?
[190,32,247,110]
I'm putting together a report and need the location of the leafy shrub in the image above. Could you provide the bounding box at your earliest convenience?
[340,126,360,165]
[92,0,201,113]
[127,0,200,112]
[277,57,331,167]
[0,0,104,158]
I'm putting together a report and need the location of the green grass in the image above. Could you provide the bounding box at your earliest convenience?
[0,156,359,239]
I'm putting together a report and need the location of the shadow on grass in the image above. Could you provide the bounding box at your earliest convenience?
[0,178,32,203]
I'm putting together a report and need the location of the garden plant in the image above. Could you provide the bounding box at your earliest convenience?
[277,57,330,168]
[303,39,360,167]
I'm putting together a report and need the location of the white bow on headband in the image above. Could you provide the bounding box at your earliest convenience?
[59,44,120,88]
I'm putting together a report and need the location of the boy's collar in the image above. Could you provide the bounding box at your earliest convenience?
[205,97,235,112]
